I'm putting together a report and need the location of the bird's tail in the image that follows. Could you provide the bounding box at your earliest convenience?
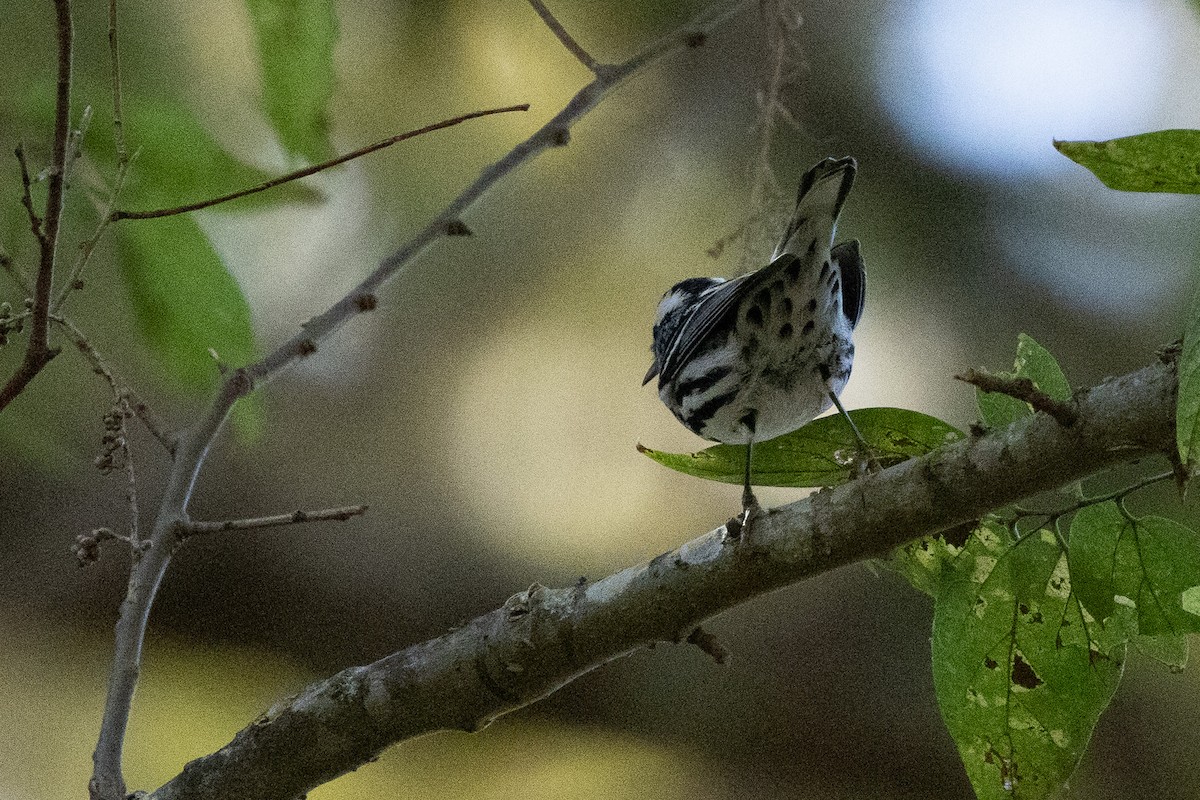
[772,156,857,261]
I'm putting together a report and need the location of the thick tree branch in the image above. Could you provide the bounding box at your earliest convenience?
[146,361,1175,800]
[88,4,749,799]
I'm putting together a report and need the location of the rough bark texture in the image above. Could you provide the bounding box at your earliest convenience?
[149,360,1177,800]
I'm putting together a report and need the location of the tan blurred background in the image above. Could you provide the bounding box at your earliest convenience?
[3,0,1200,797]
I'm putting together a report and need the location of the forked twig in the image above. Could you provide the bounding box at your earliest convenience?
[527,0,600,73]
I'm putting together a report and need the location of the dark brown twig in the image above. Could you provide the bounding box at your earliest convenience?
[527,0,601,73]
[16,145,45,243]
[111,105,531,221]
[0,249,34,296]
[176,505,369,537]
[956,368,1080,426]
[0,0,72,413]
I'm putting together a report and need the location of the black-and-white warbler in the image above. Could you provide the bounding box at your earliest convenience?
[644,156,866,524]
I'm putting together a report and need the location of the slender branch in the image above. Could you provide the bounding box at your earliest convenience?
[90,6,749,798]
[1,249,34,296]
[16,145,46,244]
[52,156,133,313]
[33,0,72,352]
[115,395,141,550]
[147,361,1177,800]
[52,314,175,452]
[1012,470,1175,523]
[177,505,368,537]
[108,0,127,165]
[52,0,129,314]
[527,0,600,73]
[0,0,72,413]
[957,367,1081,426]
[110,105,531,221]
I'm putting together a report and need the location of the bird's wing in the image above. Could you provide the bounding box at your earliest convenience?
[831,239,866,329]
[656,257,796,385]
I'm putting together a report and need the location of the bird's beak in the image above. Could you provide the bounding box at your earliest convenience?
[642,361,660,386]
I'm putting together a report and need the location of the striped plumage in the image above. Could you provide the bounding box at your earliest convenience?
[645,156,865,466]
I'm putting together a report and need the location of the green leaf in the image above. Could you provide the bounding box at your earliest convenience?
[90,94,322,212]
[888,533,964,597]
[1014,333,1070,402]
[1134,633,1189,672]
[976,333,1070,428]
[245,0,338,164]
[639,408,963,488]
[933,522,1126,799]
[1178,287,1200,473]
[1054,130,1200,194]
[1067,502,1200,636]
[117,215,257,395]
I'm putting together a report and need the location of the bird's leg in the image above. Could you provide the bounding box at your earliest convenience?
[727,438,761,541]
[828,390,879,475]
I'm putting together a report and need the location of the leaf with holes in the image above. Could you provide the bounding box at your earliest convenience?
[933,522,1126,800]
[639,407,963,488]
[1067,502,1200,636]
[1055,130,1200,194]
[976,333,1070,429]
[1178,286,1200,474]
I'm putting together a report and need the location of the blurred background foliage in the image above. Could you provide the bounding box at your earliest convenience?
[3,0,1200,797]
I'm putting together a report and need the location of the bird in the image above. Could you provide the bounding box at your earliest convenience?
[643,156,866,533]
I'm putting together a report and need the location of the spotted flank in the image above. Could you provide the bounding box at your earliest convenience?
[645,156,865,447]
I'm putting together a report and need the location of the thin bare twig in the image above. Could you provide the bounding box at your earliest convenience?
[52,156,134,313]
[0,0,72,413]
[111,105,531,221]
[16,145,45,244]
[527,0,600,73]
[51,314,175,452]
[177,505,369,537]
[956,368,1080,427]
[1,249,34,296]
[1012,470,1175,524]
[108,0,127,165]
[91,5,749,799]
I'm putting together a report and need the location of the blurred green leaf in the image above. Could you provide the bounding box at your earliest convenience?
[1068,502,1200,636]
[639,407,963,488]
[976,333,1069,428]
[92,94,322,211]
[1054,130,1200,194]
[245,0,338,164]
[1179,288,1200,472]
[933,522,1125,800]
[0,398,75,471]
[117,215,257,395]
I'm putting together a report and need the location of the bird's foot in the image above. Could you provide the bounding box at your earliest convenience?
[725,492,762,542]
